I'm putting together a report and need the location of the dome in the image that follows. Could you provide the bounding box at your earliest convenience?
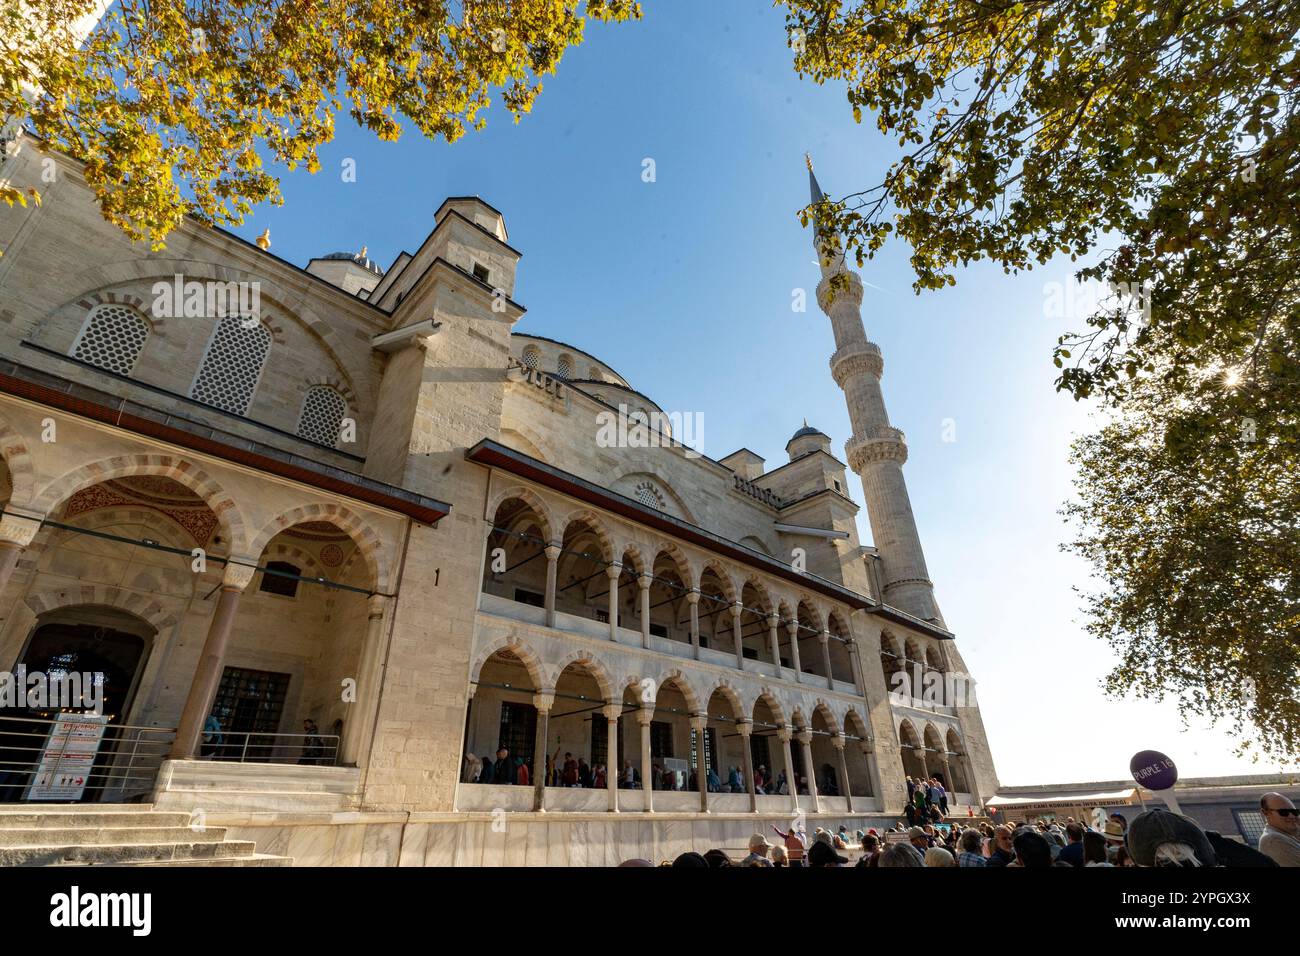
[320,250,383,275]
[789,420,827,442]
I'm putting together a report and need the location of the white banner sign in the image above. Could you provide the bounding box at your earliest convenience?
[27,713,109,801]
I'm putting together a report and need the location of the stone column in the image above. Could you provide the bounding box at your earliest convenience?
[820,630,834,689]
[737,720,757,813]
[532,692,553,812]
[798,731,820,814]
[171,560,256,758]
[730,602,745,670]
[778,727,799,814]
[543,542,561,627]
[605,562,621,641]
[340,593,388,766]
[766,612,781,675]
[637,572,652,648]
[691,714,709,813]
[603,702,621,812]
[860,740,879,799]
[833,734,854,813]
[687,588,700,659]
[638,708,654,812]
[0,508,42,595]
[786,620,802,678]
[845,638,866,698]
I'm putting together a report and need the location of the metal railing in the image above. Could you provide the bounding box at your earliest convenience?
[203,731,340,766]
[0,714,174,804]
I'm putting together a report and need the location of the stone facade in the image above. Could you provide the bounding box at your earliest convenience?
[0,132,998,864]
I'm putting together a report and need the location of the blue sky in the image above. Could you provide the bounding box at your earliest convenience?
[228,0,1296,786]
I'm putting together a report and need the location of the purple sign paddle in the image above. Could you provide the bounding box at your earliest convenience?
[1130,750,1178,791]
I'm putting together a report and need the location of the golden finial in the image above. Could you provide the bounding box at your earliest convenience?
[805,152,814,172]
[255,228,271,251]
[359,245,368,259]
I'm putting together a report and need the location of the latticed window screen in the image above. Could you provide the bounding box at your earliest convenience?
[636,483,662,509]
[555,354,572,379]
[522,347,539,369]
[297,386,347,446]
[71,304,150,375]
[190,316,271,414]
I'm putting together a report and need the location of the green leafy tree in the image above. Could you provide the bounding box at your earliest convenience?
[781,0,1300,757]
[1,0,640,246]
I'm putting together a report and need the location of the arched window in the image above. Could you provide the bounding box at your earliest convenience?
[555,354,572,379]
[71,304,150,375]
[189,316,271,414]
[297,386,347,447]
[522,346,540,369]
[259,560,301,597]
[634,481,664,510]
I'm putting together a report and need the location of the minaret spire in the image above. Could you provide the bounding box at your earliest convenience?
[807,160,942,624]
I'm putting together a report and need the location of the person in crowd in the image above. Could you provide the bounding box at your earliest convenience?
[1103,817,1127,862]
[820,764,839,797]
[514,754,529,787]
[1115,846,1134,867]
[1258,792,1300,866]
[774,770,789,795]
[672,852,709,868]
[771,822,806,866]
[578,757,592,788]
[906,775,916,803]
[1125,807,1217,867]
[662,765,677,791]
[808,840,848,867]
[463,752,482,783]
[1012,829,1053,868]
[770,845,789,867]
[754,765,768,794]
[621,760,635,789]
[925,846,956,867]
[907,826,930,855]
[935,777,948,815]
[1082,830,1113,866]
[958,828,986,867]
[835,824,850,849]
[904,802,920,827]
[742,833,774,867]
[561,752,579,787]
[493,747,514,785]
[706,765,722,792]
[703,848,732,868]
[728,765,744,793]
[299,718,325,765]
[926,777,942,814]
[1057,822,1086,867]
[479,751,494,786]
[987,825,1016,866]
[879,843,924,867]
[650,762,663,790]
[592,762,606,790]
[202,714,225,760]
[856,832,882,868]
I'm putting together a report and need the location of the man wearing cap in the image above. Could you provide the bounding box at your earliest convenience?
[742,833,774,867]
[1258,792,1300,867]
[808,840,848,867]
[908,826,930,855]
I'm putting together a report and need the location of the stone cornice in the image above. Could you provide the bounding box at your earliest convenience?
[845,427,908,470]
[830,341,883,387]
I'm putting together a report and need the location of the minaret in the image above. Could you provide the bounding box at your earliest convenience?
[806,155,942,624]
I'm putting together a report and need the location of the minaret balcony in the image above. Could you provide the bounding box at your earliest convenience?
[830,341,884,386]
[846,426,909,470]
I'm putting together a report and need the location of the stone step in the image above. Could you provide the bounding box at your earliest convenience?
[0,826,226,847]
[1,839,258,866]
[0,809,193,827]
[130,853,293,867]
[153,788,354,813]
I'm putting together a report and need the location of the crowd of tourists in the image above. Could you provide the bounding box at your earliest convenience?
[616,791,1300,868]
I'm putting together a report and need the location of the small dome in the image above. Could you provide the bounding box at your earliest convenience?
[321,251,383,275]
[790,420,827,442]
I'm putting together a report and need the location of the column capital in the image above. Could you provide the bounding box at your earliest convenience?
[605,562,622,580]
[532,691,555,712]
[735,719,753,738]
[689,713,707,733]
[795,730,813,746]
[0,508,43,547]
[818,629,830,645]
[367,593,388,619]
[729,601,742,619]
[766,611,779,626]
[222,559,258,592]
[776,726,793,744]
[544,543,562,560]
[636,707,655,727]
[637,571,653,590]
[830,733,846,751]
[685,588,700,605]
[601,702,623,721]
[785,619,799,635]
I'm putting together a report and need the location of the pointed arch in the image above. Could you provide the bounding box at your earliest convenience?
[249,502,389,591]
[549,650,614,703]
[23,584,178,633]
[470,636,546,692]
[486,485,556,545]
